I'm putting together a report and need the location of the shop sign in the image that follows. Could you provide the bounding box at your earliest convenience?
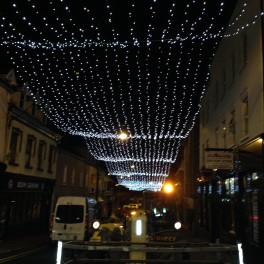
[6,178,45,191]
[205,151,233,170]
[151,230,177,242]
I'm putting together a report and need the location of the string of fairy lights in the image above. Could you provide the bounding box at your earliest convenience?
[0,0,255,191]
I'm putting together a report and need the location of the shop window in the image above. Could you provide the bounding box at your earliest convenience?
[217,180,222,194]
[225,178,235,195]
[48,145,56,173]
[25,135,36,168]
[37,140,46,171]
[8,128,23,165]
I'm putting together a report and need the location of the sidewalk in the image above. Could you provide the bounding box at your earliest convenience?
[0,233,51,258]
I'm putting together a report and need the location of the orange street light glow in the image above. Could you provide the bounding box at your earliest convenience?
[164,183,174,193]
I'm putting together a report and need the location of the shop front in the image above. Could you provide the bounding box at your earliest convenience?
[0,171,55,239]
[198,135,264,247]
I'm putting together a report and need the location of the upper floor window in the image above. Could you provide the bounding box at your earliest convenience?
[228,108,236,144]
[85,173,89,188]
[25,135,36,168]
[62,166,68,185]
[48,145,56,173]
[71,168,76,185]
[80,171,84,187]
[222,120,226,148]
[37,140,46,170]
[215,127,219,148]
[8,128,23,165]
[241,94,249,136]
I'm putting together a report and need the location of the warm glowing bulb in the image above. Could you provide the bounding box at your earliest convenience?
[164,183,173,193]
[118,132,128,140]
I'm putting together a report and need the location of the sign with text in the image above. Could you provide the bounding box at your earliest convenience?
[205,151,233,170]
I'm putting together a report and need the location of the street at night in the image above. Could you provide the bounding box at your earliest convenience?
[1,0,264,263]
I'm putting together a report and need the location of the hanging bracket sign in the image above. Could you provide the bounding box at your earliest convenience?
[205,151,234,170]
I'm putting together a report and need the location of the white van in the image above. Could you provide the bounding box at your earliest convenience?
[50,196,97,242]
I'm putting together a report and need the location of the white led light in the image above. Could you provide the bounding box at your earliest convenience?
[0,0,250,190]
[136,220,142,236]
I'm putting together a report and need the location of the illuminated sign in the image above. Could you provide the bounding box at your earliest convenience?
[205,151,233,170]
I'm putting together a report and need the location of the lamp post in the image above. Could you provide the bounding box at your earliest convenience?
[163,182,180,222]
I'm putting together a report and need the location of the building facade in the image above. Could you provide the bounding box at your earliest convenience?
[0,70,111,239]
[0,71,60,239]
[199,0,264,248]
[53,137,112,219]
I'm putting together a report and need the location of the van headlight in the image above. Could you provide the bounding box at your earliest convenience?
[92,221,100,230]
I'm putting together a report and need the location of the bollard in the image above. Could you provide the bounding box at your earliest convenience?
[129,209,147,262]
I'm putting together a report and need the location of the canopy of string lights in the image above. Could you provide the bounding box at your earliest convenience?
[1,0,243,191]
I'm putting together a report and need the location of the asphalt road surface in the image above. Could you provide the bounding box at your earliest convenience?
[0,245,57,264]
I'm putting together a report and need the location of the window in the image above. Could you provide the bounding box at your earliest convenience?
[62,166,68,185]
[222,120,226,148]
[241,95,249,136]
[25,135,36,168]
[80,171,84,187]
[37,140,46,170]
[8,128,23,165]
[48,145,56,173]
[215,127,219,148]
[71,168,76,185]
[55,205,84,223]
[228,109,236,144]
[85,173,89,188]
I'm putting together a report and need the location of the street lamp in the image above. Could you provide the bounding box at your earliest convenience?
[163,182,174,194]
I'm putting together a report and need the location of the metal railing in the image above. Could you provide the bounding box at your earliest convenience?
[56,240,239,264]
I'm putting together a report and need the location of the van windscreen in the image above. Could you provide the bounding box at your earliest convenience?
[55,205,84,223]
